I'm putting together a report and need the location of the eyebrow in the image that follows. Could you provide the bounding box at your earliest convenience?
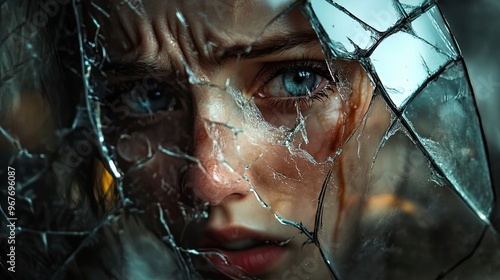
[102,61,164,77]
[217,31,320,62]
[104,30,321,77]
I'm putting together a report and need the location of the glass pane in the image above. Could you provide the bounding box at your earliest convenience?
[328,122,489,279]
[370,31,451,109]
[410,5,458,60]
[369,2,462,110]
[403,61,493,220]
[358,126,490,279]
[305,0,379,58]
[442,227,500,279]
[334,0,405,32]
[316,93,394,279]
[399,0,432,14]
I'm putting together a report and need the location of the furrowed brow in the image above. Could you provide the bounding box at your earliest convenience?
[103,31,320,78]
[218,31,320,62]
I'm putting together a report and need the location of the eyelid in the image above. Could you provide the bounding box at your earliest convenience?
[251,60,332,97]
[104,78,191,129]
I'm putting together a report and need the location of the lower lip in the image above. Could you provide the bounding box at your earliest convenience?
[209,245,288,277]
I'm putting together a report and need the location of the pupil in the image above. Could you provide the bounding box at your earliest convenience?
[147,90,181,112]
[293,71,310,84]
[149,91,162,99]
[283,70,316,96]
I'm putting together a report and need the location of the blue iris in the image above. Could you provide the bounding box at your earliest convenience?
[282,70,317,97]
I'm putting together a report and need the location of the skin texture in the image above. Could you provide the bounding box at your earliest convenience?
[89,1,374,278]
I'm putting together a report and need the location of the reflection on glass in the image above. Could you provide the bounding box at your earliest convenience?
[403,61,493,220]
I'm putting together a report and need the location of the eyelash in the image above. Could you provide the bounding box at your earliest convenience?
[104,81,190,129]
[105,60,335,128]
[255,60,336,109]
[267,89,331,111]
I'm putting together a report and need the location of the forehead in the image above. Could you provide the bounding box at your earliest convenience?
[90,0,309,64]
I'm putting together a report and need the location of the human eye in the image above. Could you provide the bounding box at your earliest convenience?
[253,60,335,110]
[113,80,185,114]
[105,78,191,128]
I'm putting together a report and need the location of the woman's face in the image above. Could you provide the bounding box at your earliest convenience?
[92,0,375,278]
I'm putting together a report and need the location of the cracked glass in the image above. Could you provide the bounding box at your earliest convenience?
[1,0,499,280]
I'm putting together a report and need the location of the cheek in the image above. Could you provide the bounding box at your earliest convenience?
[300,65,374,163]
[243,67,374,223]
[245,139,334,227]
[301,96,344,163]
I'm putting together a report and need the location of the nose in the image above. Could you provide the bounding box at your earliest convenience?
[187,97,252,206]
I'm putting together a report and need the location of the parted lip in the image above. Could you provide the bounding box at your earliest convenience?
[199,226,288,249]
[198,226,291,277]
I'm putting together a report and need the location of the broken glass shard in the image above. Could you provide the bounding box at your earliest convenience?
[410,5,458,61]
[441,227,500,279]
[399,0,431,15]
[333,0,405,32]
[316,94,393,279]
[305,0,379,58]
[358,123,488,279]
[403,61,493,220]
[370,31,450,109]
[368,1,462,110]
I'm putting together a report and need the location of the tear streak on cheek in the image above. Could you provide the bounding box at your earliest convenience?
[310,66,374,163]
[302,97,343,163]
